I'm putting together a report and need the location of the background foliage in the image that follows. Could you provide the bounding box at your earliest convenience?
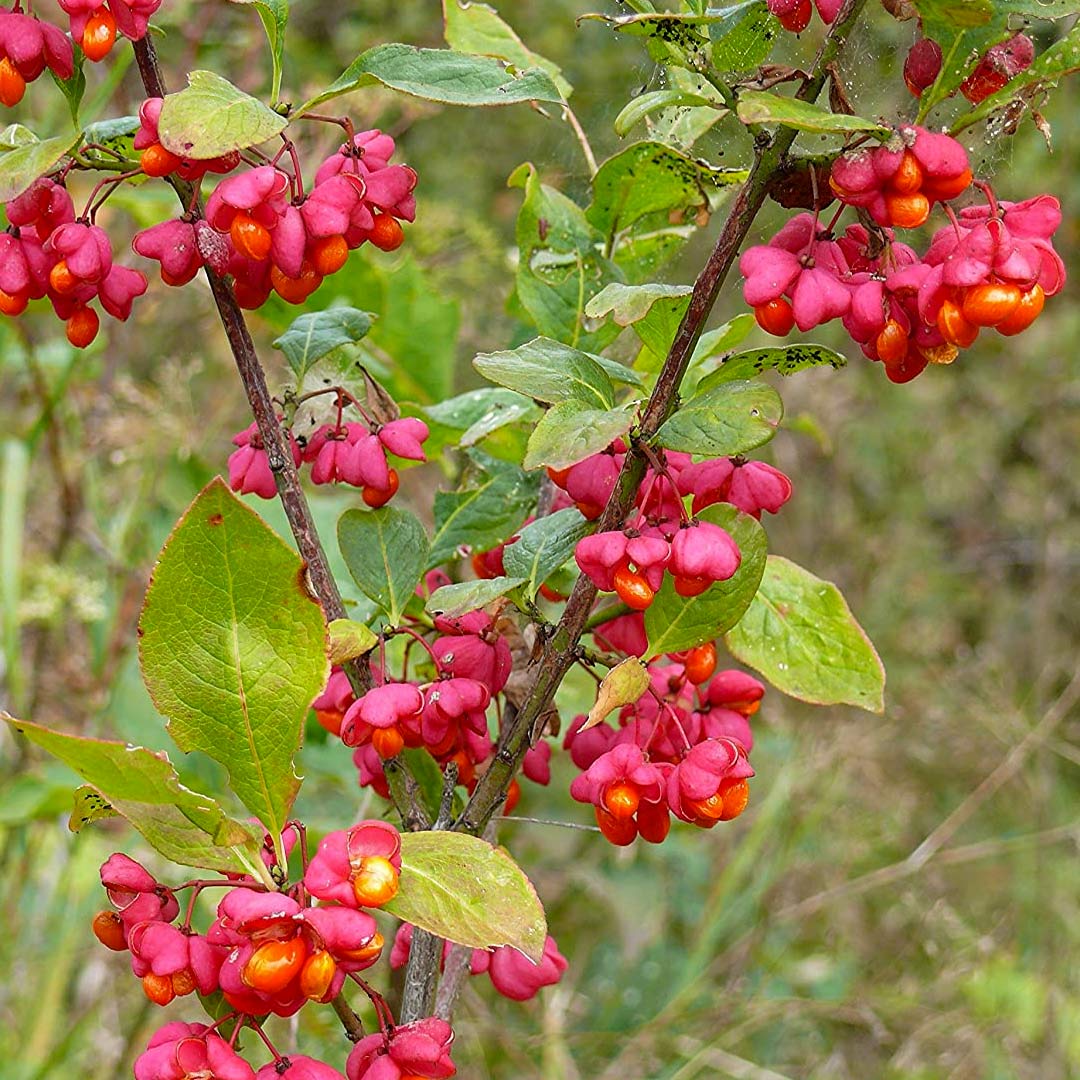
[1,2,1078,1078]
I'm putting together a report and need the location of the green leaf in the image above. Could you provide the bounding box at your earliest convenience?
[399,747,448,821]
[424,387,541,447]
[429,453,539,568]
[583,657,650,731]
[644,504,767,655]
[272,308,375,378]
[50,62,87,126]
[508,162,621,350]
[951,22,1080,133]
[523,401,637,472]
[683,313,757,392]
[0,123,37,150]
[579,11,712,69]
[158,71,288,159]
[82,115,140,159]
[384,831,547,961]
[736,91,890,135]
[589,354,649,390]
[426,576,525,618]
[503,507,591,598]
[229,0,289,104]
[587,142,726,239]
[338,507,429,625]
[139,479,328,837]
[613,89,723,138]
[655,379,782,457]
[327,618,378,665]
[5,718,263,873]
[443,0,572,97]
[298,43,564,115]
[725,555,886,713]
[0,131,81,202]
[473,337,616,408]
[697,342,847,390]
[585,282,692,358]
[710,1,780,73]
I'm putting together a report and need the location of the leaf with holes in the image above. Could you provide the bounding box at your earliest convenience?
[384,831,547,961]
[725,555,886,713]
[655,380,782,457]
[645,505,767,655]
[158,71,287,159]
[5,719,263,873]
[338,507,429,625]
[710,1,780,72]
[697,343,847,389]
[139,480,327,837]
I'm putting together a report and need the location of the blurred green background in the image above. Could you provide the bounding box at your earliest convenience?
[1,2,1078,1078]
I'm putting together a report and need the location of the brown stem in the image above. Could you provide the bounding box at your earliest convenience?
[456,0,867,839]
[330,992,366,1042]
[128,36,438,851]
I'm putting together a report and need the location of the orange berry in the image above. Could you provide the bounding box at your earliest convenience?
[539,583,566,602]
[142,972,176,1006]
[49,259,78,295]
[936,298,979,348]
[922,167,973,204]
[875,318,909,364]
[230,211,273,261]
[0,57,26,108]
[140,143,182,178]
[91,910,127,951]
[371,725,404,759]
[995,284,1045,336]
[66,306,100,349]
[718,777,750,821]
[316,708,345,737]
[338,931,384,965]
[575,500,604,520]
[684,791,726,825]
[447,749,475,787]
[961,281,1022,327]
[310,234,349,276]
[890,151,924,195]
[754,297,795,337]
[171,969,198,997]
[369,213,404,252]
[270,261,322,304]
[613,565,654,611]
[81,7,117,62]
[885,191,930,229]
[352,855,399,908]
[300,950,338,1002]
[546,465,572,487]
[363,468,399,508]
[684,642,717,685]
[673,575,710,598]
[242,937,307,994]
[595,805,637,846]
[503,778,521,816]
[603,781,640,821]
[0,287,28,316]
